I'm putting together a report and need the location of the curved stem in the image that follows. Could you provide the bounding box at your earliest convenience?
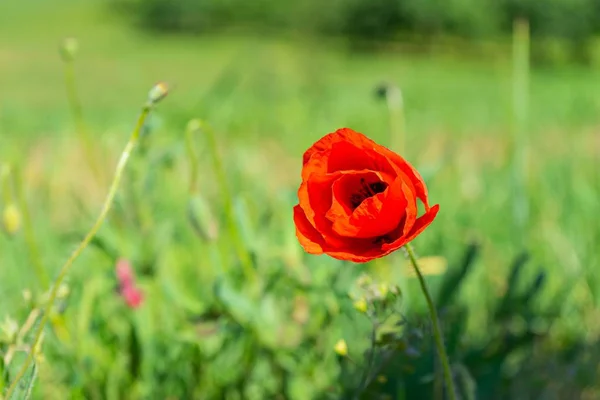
[405,243,456,400]
[4,106,151,400]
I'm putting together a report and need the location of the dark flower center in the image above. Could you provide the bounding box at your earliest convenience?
[349,178,388,209]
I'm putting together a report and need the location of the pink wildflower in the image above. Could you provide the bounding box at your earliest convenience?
[116,258,135,287]
[115,258,144,309]
[120,285,144,309]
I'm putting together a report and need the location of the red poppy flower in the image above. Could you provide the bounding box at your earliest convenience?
[293,128,439,263]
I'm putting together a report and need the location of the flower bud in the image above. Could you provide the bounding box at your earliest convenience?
[56,284,70,299]
[355,273,372,287]
[378,283,389,298]
[186,118,202,133]
[375,81,403,108]
[334,339,348,356]
[22,289,32,303]
[2,203,21,236]
[386,84,403,109]
[59,37,79,62]
[147,82,169,105]
[353,298,368,313]
[0,316,18,343]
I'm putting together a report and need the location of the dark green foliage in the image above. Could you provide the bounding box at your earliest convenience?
[340,244,590,400]
[114,0,600,62]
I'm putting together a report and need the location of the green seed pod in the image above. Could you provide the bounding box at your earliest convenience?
[187,194,218,242]
[2,203,21,236]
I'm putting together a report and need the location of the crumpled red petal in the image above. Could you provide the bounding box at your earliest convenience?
[328,173,408,239]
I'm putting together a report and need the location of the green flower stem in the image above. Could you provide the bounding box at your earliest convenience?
[63,58,103,184]
[13,164,49,290]
[4,105,152,400]
[197,121,255,282]
[405,243,456,400]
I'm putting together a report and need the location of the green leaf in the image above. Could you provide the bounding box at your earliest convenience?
[214,278,256,327]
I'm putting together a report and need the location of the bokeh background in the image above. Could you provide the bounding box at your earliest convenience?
[1,0,600,399]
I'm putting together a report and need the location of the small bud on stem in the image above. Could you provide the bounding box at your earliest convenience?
[334,339,349,356]
[2,203,21,236]
[147,82,169,105]
[59,37,79,62]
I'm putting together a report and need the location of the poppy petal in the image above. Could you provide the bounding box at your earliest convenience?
[293,205,325,254]
[401,203,440,243]
[327,141,396,176]
[399,177,418,236]
[381,204,440,252]
[378,148,431,210]
[305,172,341,232]
[324,249,385,263]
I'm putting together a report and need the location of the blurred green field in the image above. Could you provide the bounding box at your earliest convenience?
[1,0,600,398]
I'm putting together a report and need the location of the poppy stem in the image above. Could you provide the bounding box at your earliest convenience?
[405,243,456,400]
[3,94,158,399]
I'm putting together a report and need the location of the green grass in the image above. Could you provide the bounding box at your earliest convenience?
[1,0,600,398]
